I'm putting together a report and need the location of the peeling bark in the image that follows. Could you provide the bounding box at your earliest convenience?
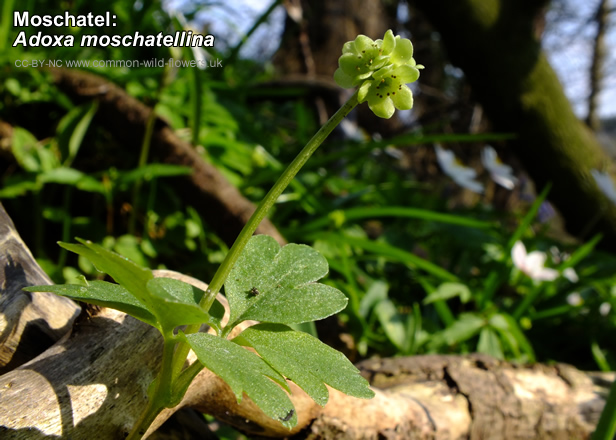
[2,307,610,440]
[0,203,80,373]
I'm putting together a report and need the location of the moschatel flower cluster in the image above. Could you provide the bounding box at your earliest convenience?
[334,30,424,119]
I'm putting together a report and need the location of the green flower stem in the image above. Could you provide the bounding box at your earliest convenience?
[168,90,359,379]
[512,283,544,320]
[128,66,170,236]
[128,99,158,236]
[127,335,177,440]
[203,89,359,311]
[57,186,74,270]
[0,0,15,51]
[592,376,616,440]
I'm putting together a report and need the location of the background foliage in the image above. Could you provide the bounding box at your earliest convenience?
[1,1,616,436]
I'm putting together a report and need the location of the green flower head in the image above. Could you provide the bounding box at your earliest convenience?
[334,30,423,119]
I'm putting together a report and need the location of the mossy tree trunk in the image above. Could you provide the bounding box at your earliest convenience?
[411,0,616,248]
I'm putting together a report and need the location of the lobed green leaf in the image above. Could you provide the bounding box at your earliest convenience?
[115,163,192,187]
[423,282,471,304]
[234,324,374,407]
[59,238,154,310]
[56,100,98,167]
[374,299,407,351]
[11,127,44,173]
[225,235,348,328]
[358,280,388,319]
[477,327,504,359]
[146,277,223,331]
[23,281,158,328]
[429,313,485,349]
[183,332,297,428]
[37,167,106,194]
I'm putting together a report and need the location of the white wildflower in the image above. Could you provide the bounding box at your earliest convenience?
[566,292,582,306]
[511,241,558,281]
[435,145,484,193]
[563,267,579,283]
[481,146,517,190]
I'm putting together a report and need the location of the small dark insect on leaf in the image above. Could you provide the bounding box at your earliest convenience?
[279,409,294,422]
[249,287,260,296]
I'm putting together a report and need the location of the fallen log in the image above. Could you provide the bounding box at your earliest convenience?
[0,203,80,374]
[0,203,612,439]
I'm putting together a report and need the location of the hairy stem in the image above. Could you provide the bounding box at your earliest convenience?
[127,336,177,440]
[201,90,359,310]
[169,91,359,379]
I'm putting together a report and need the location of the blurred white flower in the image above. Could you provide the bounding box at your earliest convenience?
[191,46,208,70]
[481,146,517,190]
[548,246,577,281]
[566,292,582,306]
[511,241,558,281]
[384,145,404,159]
[563,267,579,283]
[591,169,616,204]
[435,145,484,193]
[599,302,611,316]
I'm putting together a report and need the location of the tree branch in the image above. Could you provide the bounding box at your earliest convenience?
[0,202,80,374]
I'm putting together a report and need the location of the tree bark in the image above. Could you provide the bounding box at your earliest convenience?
[0,203,80,374]
[0,311,611,440]
[0,203,613,439]
[274,0,388,79]
[410,0,616,249]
